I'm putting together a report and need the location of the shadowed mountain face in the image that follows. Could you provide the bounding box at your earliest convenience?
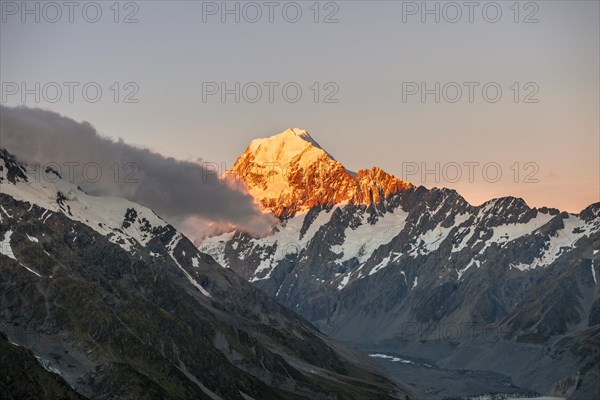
[0,332,86,400]
[205,130,600,399]
[0,149,417,400]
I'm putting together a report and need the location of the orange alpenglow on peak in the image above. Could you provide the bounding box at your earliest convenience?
[227,128,412,218]
[355,166,412,204]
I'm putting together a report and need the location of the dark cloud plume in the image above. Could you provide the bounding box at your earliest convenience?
[0,105,273,239]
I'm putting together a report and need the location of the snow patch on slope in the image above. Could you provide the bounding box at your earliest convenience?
[332,207,408,265]
[0,230,16,260]
[1,230,42,277]
[410,212,470,257]
[205,207,337,281]
[457,259,480,280]
[485,212,554,251]
[513,215,593,271]
[452,210,554,254]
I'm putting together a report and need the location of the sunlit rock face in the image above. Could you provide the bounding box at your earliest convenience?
[227,128,412,218]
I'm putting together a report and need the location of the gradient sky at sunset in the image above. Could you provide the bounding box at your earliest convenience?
[1,1,598,212]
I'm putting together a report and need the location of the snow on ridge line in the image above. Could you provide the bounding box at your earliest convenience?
[1,165,168,252]
[3,170,214,288]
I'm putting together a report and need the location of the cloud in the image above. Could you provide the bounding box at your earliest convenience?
[0,105,274,240]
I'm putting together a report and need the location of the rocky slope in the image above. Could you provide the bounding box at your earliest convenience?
[0,149,417,400]
[205,129,600,399]
[0,332,86,400]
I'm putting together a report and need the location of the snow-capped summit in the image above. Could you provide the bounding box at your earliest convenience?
[228,128,412,218]
[241,128,332,170]
[282,127,324,150]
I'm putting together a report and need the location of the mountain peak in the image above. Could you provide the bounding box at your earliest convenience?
[283,127,311,139]
[228,129,412,218]
[246,128,327,159]
[240,128,334,177]
[282,127,323,149]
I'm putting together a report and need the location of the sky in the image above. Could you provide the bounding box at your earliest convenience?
[1,0,599,213]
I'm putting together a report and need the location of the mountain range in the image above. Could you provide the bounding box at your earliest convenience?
[0,148,416,399]
[203,128,600,399]
[1,125,598,399]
